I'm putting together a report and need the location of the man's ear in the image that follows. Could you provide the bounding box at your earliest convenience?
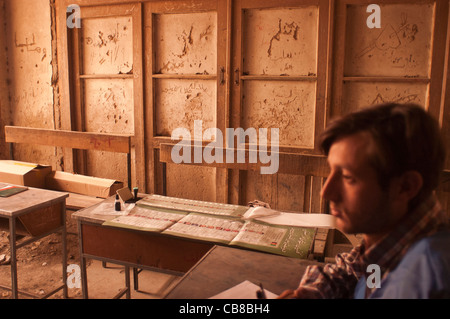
[398,170,423,201]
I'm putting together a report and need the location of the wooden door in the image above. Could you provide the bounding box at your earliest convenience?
[230,0,331,212]
[64,2,144,188]
[144,0,228,202]
[331,0,448,119]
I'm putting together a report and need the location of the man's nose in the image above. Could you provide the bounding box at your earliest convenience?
[321,172,340,203]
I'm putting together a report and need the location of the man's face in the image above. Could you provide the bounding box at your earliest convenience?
[321,132,399,235]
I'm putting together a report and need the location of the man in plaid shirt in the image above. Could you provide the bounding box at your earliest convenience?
[279,103,450,299]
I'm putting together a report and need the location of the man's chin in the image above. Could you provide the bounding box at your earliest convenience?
[335,218,355,234]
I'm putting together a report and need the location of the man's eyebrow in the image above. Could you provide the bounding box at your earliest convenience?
[327,160,357,174]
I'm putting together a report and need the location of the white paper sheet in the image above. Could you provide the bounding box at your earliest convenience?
[243,206,281,219]
[91,202,135,216]
[255,212,337,229]
[209,280,277,299]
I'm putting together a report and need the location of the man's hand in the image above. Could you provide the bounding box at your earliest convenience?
[277,289,297,299]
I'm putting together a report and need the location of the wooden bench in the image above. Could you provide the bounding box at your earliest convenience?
[4,126,133,190]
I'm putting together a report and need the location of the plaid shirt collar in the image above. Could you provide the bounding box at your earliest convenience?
[354,193,447,293]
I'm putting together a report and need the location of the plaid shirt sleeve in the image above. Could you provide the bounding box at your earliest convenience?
[294,246,364,299]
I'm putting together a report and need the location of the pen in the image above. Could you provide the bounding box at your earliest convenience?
[256,283,267,299]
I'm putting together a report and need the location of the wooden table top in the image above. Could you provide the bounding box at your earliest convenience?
[0,183,68,218]
[164,245,323,299]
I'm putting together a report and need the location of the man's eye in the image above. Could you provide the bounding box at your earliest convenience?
[342,175,355,182]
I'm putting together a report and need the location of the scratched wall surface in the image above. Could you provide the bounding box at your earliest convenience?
[345,4,434,77]
[242,171,306,212]
[154,11,217,75]
[243,7,318,76]
[153,10,218,200]
[343,82,428,113]
[81,16,133,75]
[83,78,134,183]
[83,79,134,134]
[81,16,135,184]
[155,79,216,137]
[242,81,316,148]
[166,164,216,202]
[4,0,57,167]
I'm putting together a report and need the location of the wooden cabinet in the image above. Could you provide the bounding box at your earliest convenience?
[57,0,449,214]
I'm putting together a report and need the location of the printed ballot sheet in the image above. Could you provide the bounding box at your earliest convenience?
[137,194,249,217]
[162,213,245,244]
[104,205,187,232]
[230,220,316,259]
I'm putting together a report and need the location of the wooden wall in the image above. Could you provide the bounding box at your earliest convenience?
[0,0,7,159]
[3,0,450,215]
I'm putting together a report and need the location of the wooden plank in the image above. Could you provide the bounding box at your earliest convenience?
[5,126,132,154]
[427,0,449,120]
[442,5,450,171]
[132,3,146,191]
[56,0,75,172]
[241,75,317,81]
[343,76,430,83]
[159,143,329,177]
[144,2,155,194]
[71,25,86,174]
[79,74,134,79]
[152,74,217,80]
[66,193,104,211]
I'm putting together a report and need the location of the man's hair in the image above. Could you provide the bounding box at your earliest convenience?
[320,103,446,208]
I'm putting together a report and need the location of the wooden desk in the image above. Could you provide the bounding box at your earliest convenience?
[72,195,330,299]
[72,196,213,299]
[0,183,69,299]
[164,245,322,299]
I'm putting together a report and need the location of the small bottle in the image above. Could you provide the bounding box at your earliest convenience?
[133,187,138,199]
[115,194,121,211]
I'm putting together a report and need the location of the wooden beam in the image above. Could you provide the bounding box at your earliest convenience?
[5,126,132,154]
[159,143,329,177]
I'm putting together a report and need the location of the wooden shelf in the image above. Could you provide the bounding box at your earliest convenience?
[79,74,134,79]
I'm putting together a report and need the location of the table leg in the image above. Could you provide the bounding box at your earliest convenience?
[61,204,68,299]
[9,217,18,299]
[78,220,88,299]
[125,266,131,299]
